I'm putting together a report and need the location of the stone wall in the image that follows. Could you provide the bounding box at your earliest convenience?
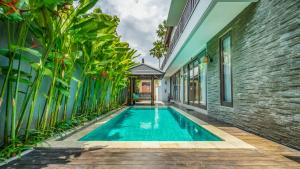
[207,0,300,149]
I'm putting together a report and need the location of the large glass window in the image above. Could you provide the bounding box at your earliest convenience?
[176,71,180,101]
[172,76,176,100]
[170,71,181,101]
[199,57,207,106]
[194,60,200,104]
[220,33,233,106]
[188,62,194,103]
[170,50,207,108]
[170,76,173,99]
[186,50,207,108]
[183,66,188,103]
[188,59,202,106]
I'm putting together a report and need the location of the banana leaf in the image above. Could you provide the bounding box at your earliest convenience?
[76,0,98,16]
[42,67,53,77]
[11,46,42,59]
[9,76,32,85]
[56,78,69,88]
[0,66,32,78]
[0,48,41,62]
[57,87,69,96]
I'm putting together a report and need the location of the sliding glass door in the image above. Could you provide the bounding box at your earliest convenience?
[170,71,181,101]
[170,50,207,109]
[188,60,199,105]
[186,50,207,108]
[183,66,188,104]
[199,56,207,106]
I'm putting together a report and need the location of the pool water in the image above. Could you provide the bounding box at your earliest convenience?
[80,107,222,141]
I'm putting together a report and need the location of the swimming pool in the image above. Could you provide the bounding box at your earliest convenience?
[80,107,222,141]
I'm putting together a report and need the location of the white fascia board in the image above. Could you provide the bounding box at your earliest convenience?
[163,0,255,77]
[163,0,214,74]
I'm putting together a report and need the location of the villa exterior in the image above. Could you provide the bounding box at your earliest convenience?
[159,0,300,149]
[1,1,300,168]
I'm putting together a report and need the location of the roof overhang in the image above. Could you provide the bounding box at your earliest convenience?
[166,0,187,26]
[164,0,257,77]
[130,75,163,80]
[129,63,164,79]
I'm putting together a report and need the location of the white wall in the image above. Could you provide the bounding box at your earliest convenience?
[158,68,184,103]
[157,78,170,102]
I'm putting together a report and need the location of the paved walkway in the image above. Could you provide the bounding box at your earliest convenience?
[3,106,300,169]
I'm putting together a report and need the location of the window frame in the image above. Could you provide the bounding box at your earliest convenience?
[198,52,208,109]
[219,32,233,107]
[170,71,181,101]
[185,50,207,110]
[183,65,189,104]
[174,70,180,101]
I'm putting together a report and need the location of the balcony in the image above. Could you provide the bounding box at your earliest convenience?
[161,0,200,70]
[161,0,256,76]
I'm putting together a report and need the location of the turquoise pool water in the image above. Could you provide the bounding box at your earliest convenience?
[80,107,222,141]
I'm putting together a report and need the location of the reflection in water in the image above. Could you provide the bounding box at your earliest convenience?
[80,107,221,141]
[168,108,219,141]
[140,122,152,129]
[154,107,159,129]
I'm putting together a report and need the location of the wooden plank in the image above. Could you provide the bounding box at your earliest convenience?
[3,105,300,169]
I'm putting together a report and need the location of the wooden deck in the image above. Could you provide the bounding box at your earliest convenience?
[3,106,300,169]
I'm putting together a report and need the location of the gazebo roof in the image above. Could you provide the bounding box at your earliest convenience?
[129,63,164,79]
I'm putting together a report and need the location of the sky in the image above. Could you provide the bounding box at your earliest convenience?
[97,0,171,68]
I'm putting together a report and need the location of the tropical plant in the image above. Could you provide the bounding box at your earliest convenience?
[0,0,136,159]
[149,20,168,68]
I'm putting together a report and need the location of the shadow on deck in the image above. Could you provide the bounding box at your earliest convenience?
[2,105,300,169]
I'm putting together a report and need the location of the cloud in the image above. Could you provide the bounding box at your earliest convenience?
[97,0,171,68]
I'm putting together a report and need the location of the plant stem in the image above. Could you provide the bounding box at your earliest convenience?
[11,22,29,144]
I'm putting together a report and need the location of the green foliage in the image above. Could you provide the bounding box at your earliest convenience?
[0,139,31,161]
[149,20,168,67]
[0,0,136,161]
[0,105,120,162]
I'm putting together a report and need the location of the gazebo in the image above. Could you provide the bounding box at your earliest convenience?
[128,60,164,105]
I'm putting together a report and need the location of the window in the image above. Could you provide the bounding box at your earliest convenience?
[188,62,195,103]
[170,76,173,99]
[183,66,188,103]
[141,82,151,93]
[181,54,206,108]
[199,56,207,106]
[171,76,175,100]
[171,50,207,108]
[193,60,199,104]
[176,71,180,101]
[170,71,181,101]
[220,33,233,106]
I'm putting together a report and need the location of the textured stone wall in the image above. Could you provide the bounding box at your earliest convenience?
[207,0,300,149]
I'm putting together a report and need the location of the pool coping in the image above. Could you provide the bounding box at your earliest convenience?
[37,106,256,149]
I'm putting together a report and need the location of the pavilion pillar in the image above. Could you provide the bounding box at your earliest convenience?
[132,78,135,105]
[151,77,154,105]
[129,77,133,105]
[128,77,130,105]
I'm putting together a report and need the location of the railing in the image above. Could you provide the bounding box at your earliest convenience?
[161,0,200,70]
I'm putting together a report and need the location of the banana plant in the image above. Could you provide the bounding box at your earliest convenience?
[0,0,137,150]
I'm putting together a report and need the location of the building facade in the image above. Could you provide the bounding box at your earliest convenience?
[160,0,300,149]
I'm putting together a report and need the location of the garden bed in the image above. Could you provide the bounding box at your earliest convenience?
[0,106,125,166]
